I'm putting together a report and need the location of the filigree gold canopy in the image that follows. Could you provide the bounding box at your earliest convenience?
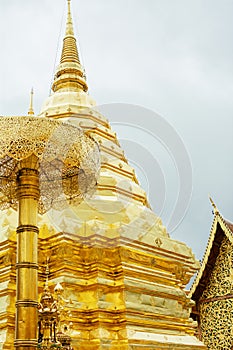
[0,116,100,214]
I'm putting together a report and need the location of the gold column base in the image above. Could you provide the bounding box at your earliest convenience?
[14,339,38,350]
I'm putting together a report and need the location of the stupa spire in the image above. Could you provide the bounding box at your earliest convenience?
[60,0,80,64]
[28,87,35,116]
[52,0,88,93]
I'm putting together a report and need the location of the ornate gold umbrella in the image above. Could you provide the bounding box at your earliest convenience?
[0,116,100,350]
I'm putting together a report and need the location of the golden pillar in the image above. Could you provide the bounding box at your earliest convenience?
[15,156,40,350]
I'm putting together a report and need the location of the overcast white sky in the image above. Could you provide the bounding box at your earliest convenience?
[0,0,233,262]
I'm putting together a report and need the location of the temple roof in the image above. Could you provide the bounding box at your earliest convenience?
[189,200,233,301]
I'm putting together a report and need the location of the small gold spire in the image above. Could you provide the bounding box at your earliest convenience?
[209,196,219,215]
[54,282,64,294]
[28,88,35,116]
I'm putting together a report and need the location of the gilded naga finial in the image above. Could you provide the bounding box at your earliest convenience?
[28,87,35,116]
[209,196,219,215]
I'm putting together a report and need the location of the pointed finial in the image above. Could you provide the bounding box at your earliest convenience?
[54,282,64,294]
[209,196,219,215]
[66,0,74,36]
[28,88,35,116]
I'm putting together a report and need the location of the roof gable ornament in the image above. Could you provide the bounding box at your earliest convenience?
[209,196,219,215]
[190,198,233,299]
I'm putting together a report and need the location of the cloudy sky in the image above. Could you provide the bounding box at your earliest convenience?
[0,0,233,263]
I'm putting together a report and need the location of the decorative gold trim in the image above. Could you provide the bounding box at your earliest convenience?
[16,225,39,234]
[189,201,233,297]
[15,262,38,269]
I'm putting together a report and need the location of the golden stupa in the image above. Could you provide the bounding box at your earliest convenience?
[0,1,206,349]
